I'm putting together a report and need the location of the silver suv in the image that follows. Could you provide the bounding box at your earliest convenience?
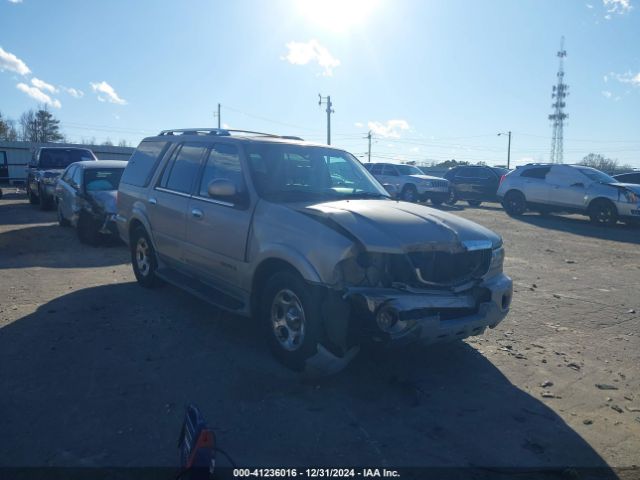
[497,163,640,226]
[364,162,451,204]
[116,129,512,374]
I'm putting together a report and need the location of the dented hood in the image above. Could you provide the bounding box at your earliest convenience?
[298,199,501,254]
[610,183,640,195]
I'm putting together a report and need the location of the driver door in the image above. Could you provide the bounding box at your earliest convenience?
[545,165,588,209]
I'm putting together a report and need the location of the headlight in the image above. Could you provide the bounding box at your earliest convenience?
[485,247,505,278]
[422,181,433,188]
[621,189,638,203]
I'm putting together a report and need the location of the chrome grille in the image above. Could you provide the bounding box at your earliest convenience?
[408,249,491,286]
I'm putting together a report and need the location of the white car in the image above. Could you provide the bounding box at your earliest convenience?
[364,163,450,204]
[497,163,640,226]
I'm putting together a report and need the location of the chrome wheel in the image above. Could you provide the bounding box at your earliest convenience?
[135,237,151,276]
[270,289,306,352]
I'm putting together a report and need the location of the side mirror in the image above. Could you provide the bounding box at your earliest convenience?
[208,179,237,198]
[382,183,398,198]
[571,182,584,188]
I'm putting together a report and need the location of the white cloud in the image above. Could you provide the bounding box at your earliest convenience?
[354,122,364,128]
[367,119,410,138]
[603,0,633,14]
[61,86,84,98]
[602,90,613,98]
[90,80,127,105]
[16,82,61,108]
[8,0,23,3]
[31,77,57,94]
[586,3,594,7]
[0,46,31,75]
[282,40,340,76]
[609,71,640,86]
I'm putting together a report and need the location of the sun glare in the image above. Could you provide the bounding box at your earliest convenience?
[294,0,382,33]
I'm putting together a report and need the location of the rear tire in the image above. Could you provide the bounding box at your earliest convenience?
[260,270,324,372]
[589,199,618,227]
[401,185,418,202]
[503,190,526,216]
[130,226,162,288]
[467,200,482,207]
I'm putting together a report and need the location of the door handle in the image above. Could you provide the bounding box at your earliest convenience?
[148,197,157,205]
[191,208,203,219]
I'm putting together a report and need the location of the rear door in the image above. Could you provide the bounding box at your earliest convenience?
[381,164,401,190]
[519,166,551,204]
[58,165,78,221]
[149,142,207,265]
[184,143,252,290]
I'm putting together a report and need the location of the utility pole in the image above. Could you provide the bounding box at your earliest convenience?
[318,94,334,145]
[217,103,221,129]
[367,130,372,163]
[549,37,568,163]
[498,131,512,169]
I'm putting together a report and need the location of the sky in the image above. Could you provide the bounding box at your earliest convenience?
[1,0,639,167]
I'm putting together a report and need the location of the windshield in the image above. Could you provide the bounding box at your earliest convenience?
[39,149,96,169]
[84,168,124,192]
[245,143,389,202]
[577,167,617,184]
[395,164,423,176]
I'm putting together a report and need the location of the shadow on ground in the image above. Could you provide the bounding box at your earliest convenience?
[512,213,640,245]
[0,195,126,269]
[0,283,616,479]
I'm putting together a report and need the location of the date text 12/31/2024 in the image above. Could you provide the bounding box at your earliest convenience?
[233,469,401,478]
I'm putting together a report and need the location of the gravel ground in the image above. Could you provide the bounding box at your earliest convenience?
[1,192,638,479]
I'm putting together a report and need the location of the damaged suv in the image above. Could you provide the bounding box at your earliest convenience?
[116,129,512,374]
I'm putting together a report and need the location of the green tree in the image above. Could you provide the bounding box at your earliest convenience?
[19,106,64,143]
[0,111,18,141]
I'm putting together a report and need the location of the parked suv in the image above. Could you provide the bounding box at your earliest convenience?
[117,129,512,374]
[27,147,98,209]
[444,165,510,207]
[613,171,640,185]
[497,163,640,226]
[364,162,450,204]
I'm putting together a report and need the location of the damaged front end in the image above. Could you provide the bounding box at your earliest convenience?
[334,241,512,346]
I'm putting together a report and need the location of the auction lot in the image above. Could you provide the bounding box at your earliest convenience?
[1,192,638,478]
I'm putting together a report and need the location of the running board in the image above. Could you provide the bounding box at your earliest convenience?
[156,268,245,312]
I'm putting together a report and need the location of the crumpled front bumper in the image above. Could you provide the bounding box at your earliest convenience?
[346,273,513,346]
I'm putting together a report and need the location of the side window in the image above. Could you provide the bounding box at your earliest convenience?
[520,167,551,180]
[198,144,244,198]
[160,143,206,194]
[455,167,472,178]
[71,166,83,190]
[62,165,77,183]
[476,168,492,179]
[370,164,383,175]
[120,141,168,187]
[382,165,398,176]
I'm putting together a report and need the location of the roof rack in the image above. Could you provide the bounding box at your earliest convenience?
[157,128,304,141]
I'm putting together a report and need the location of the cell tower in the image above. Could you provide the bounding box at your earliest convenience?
[549,37,568,163]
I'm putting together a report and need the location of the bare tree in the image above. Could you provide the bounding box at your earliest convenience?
[118,139,129,147]
[102,138,114,146]
[579,153,619,174]
[0,111,18,141]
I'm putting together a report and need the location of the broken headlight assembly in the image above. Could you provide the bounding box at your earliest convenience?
[620,189,639,204]
[484,246,505,279]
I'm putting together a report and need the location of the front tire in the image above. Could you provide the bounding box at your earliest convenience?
[431,198,444,206]
[589,199,618,227]
[57,202,70,227]
[38,185,52,210]
[401,185,418,202]
[503,190,526,216]
[77,211,101,245]
[130,226,162,288]
[27,185,40,205]
[261,270,323,372]
[445,190,458,206]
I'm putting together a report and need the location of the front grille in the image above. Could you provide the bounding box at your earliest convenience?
[408,249,491,286]
[431,179,449,189]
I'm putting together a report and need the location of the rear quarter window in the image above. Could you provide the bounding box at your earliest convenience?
[520,167,551,179]
[120,141,168,187]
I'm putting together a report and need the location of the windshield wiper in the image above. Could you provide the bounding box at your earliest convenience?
[342,191,389,199]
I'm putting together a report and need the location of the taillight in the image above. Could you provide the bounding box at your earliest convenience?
[499,174,506,186]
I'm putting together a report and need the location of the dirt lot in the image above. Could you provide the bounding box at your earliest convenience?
[1,191,638,478]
